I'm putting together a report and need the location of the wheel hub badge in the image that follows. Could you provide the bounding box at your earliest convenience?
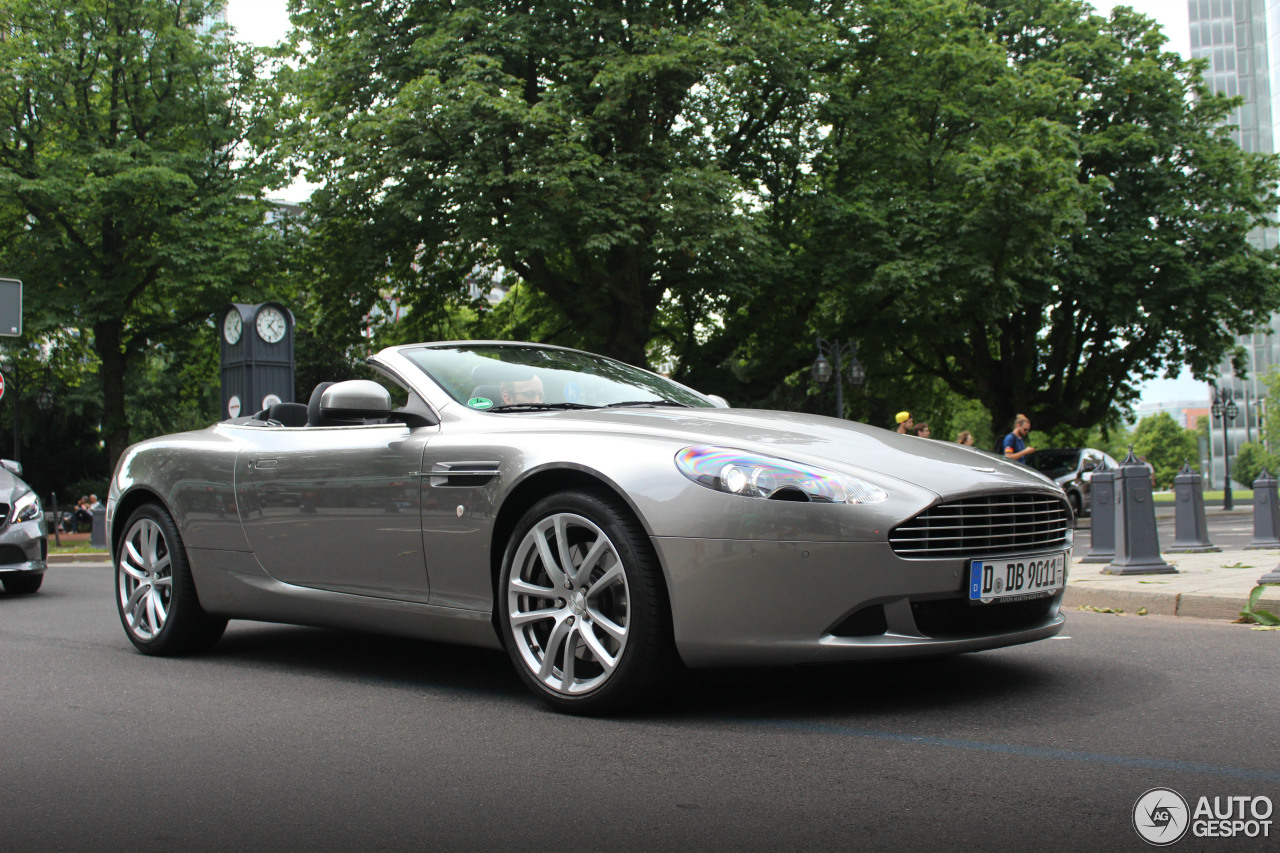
[570,591,586,616]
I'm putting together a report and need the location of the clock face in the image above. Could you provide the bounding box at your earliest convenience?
[222,309,242,344]
[255,306,287,344]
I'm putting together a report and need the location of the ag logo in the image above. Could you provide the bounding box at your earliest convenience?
[1134,787,1190,846]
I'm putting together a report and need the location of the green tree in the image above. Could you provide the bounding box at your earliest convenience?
[687,0,1280,435]
[1130,411,1198,489]
[0,0,282,469]
[1231,442,1274,489]
[283,0,830,368]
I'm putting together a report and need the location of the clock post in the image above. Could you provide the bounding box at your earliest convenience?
[219,302,296,419]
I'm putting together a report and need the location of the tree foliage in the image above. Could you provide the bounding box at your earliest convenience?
[1130,411,1199,489]
[0,0,283,469]
[710,0,1280,434]
[283,0,829,367]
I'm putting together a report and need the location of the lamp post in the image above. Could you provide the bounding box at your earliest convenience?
[1211,387,1239,510]
[812,338,866,419]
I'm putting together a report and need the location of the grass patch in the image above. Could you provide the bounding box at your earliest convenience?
[49,541,108,555]
[1153,490,1250,502]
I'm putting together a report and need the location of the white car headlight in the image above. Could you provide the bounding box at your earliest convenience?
[675,446,887,504]
[11,490,40,524]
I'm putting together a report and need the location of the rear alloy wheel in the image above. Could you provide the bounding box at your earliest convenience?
[1068,491,1083,518]
[116,504,226,655]
[1,572,42,594]
[499,490,674,714]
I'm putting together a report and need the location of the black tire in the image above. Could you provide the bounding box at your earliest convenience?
[498,489,675,715]
[2,572,43,594]
[115,503,226,655]
[1068,490,1083,519]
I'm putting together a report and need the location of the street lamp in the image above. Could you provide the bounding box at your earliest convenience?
[1211,387,1239,510]
[812,338,866,419]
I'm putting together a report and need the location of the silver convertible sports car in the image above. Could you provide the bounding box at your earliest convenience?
[109,341,1072,713]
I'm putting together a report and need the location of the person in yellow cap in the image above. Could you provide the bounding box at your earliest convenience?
[894,411,913,434]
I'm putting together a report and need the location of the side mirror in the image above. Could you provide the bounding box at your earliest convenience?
[1,459,22,476]
[1081,458,1097,472]
[320,380,393,419]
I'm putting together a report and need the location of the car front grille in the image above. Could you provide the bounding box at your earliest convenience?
[889,493,1070,558]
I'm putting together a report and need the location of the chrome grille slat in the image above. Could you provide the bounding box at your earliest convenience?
[889,493,1070,558]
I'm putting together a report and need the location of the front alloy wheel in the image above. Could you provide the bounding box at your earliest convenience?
[116,504,226,655]
[500,490,673,714]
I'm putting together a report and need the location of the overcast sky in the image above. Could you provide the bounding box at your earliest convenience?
[222,0,1208,406]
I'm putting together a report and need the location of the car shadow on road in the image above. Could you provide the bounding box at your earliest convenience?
[663,654,1059,721]
[197,621,1091,722]
[205,622,529,700]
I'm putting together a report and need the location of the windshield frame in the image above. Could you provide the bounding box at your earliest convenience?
[396,341,715,413]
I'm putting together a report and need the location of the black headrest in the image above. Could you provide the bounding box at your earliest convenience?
[307,382,338,427]
[266,402,308,427]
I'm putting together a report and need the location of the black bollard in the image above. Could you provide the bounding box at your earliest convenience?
[1247,469,1280,549]
[1168,462,1219,553]
[1104,447,1176,575]
[1080,468,1115,563]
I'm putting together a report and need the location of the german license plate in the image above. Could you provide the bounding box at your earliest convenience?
[969,552,1067,603]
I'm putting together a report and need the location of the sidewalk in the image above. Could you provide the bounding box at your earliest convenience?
[1063,547,1280,621]
[1063,503,1278,621]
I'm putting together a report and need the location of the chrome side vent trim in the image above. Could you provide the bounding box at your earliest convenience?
[429,462,501,488]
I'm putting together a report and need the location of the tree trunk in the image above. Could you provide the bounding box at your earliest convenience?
[95,318,130,474]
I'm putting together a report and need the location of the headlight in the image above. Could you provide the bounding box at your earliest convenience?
[11,490,40,524]
[675,446,887,504]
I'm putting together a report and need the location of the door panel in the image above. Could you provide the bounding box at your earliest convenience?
[237,424,433,601]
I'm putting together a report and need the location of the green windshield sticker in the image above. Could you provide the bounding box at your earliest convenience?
[467,397,493,410]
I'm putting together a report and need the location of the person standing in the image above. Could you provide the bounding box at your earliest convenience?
[1002,414,1036,463]
[956,430,974,446]
[914,422,932,438]
[894,411,913,434]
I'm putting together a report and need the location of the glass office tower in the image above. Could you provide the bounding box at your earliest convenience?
[1188,0,1280,484]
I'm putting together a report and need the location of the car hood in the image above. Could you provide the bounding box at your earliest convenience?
[0,468,27,500]
[480,406,1058,498]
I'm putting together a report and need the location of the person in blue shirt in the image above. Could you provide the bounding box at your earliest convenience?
[1002,414,1036,464]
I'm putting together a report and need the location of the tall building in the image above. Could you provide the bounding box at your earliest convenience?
[1188,0,1280,486]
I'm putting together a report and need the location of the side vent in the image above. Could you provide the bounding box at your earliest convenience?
[429,462,501,488]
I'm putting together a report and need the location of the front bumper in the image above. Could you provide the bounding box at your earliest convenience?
[654,537,1066,668]
[0,520,49,576]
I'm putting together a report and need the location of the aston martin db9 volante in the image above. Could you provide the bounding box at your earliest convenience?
[109,341,1071,713]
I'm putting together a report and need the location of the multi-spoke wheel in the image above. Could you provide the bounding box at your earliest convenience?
[499,489,674,714]
[116,504,226,655]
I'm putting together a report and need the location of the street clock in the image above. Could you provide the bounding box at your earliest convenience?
[220,302,295,419]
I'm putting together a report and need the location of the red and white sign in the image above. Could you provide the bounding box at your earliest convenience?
[0,370,6,401]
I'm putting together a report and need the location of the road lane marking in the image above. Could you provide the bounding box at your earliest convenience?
[738,720,1280,783]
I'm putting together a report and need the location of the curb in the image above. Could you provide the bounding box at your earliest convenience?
[1061,586,1250,621]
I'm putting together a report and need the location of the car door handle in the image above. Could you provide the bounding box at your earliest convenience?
[254,459,279,470]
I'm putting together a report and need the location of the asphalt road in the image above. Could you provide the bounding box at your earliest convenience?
[1075,505,1257,551]
[3,562,1278,852]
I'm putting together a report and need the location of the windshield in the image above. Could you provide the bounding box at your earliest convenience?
[1027,450,1080,479]
[402,343,713,411]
